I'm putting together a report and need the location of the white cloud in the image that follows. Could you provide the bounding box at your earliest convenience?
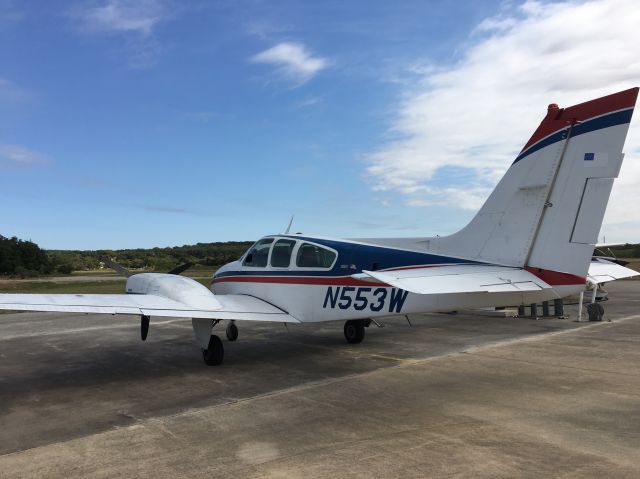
[250,42,329,85]
[366,0,640,241]
[70,0,169,36]
[0,144,49,165]
[69,0,172,68]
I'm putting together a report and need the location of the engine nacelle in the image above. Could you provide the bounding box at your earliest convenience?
[126,273,221,310]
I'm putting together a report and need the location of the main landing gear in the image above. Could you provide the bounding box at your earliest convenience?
[192,319,241,366]
[202,335,224,366]
[192,318,225,366]
[344,319,366,344]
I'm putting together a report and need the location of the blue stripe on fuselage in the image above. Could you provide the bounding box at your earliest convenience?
[214,236,483,279]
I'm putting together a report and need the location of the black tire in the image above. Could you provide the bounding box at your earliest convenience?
[344,319,366,344]
[226,321,239,341]
[202,335,224,365]
[586,302,604,322]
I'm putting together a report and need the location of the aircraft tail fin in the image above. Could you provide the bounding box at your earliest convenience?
[437,88,638,279]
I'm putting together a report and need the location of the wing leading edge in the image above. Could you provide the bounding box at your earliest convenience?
[0,293,301,323]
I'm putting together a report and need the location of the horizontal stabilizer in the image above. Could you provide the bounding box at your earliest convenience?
[587,258,638,284]
[0,293,300,323]
[354,264,553,295]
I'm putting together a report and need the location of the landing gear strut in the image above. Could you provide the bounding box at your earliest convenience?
[192,318,224,366]
[344,319,366,344]
[202,335,224,365]
[226,321,238,341]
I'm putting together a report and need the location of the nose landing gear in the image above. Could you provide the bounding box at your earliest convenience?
[226,320,239,341]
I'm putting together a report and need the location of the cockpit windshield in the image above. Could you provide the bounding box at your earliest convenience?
[242,238,274,267]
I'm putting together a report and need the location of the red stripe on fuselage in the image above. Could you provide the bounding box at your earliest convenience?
[521,88,638,153]
[525,266,585,286]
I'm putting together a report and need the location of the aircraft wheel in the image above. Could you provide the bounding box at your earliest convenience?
[202,335,224,365]
[344,319,365,344]
[226,321,239,341]
[587,302,605,322]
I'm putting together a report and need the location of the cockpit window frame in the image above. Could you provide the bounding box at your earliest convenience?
[269,238,297,269]
[239,237,338,271]
[292,241,338,270]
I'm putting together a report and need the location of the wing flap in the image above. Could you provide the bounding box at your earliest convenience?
[357,265,552,295]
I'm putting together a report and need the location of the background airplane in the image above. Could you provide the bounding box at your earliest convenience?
[1,88,638,365]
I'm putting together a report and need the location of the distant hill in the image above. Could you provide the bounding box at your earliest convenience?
[48,241,254,273]
[600,243,640,258]
[51,241,640,273]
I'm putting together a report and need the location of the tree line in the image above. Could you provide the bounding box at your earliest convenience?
[0,236,56,277]
[0,235,252,277]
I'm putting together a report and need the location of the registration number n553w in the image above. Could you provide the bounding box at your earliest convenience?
[322,286,408,313]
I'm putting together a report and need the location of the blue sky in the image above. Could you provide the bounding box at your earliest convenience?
[2,0,639,249]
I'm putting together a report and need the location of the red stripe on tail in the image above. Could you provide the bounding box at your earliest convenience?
[525,266,585,286]
[521,88,639,153]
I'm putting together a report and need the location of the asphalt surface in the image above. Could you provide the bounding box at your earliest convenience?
[0,282,639,478]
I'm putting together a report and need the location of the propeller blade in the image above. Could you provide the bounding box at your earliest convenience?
[141,315,150,341]
[100,256,133,278]
[167,262,193,275]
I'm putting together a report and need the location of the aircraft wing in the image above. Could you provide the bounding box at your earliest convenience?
[354,264,553,295]
[0,293,301,323]
[587,258,639,284]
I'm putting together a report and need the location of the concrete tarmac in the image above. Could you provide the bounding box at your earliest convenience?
[0,282,639,478]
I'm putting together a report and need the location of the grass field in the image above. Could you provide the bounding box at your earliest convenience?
[624,258,640,276]
[0,277,213,295]
[69,267,218,279]
[0,280,127,294]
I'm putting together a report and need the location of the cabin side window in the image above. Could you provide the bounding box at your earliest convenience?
[270,239,296,268]
[296,243,337,269]
[242,238,274,267]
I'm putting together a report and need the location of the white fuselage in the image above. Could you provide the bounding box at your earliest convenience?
[212,235,583,323]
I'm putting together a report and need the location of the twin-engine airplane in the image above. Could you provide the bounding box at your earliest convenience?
[1,89,639,365]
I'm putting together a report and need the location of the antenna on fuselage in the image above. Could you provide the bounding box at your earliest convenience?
[284,215,295,234]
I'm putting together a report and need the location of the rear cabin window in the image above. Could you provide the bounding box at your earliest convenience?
[242,238,274,267]
[270,239,296,268]
[296,243,336,269]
